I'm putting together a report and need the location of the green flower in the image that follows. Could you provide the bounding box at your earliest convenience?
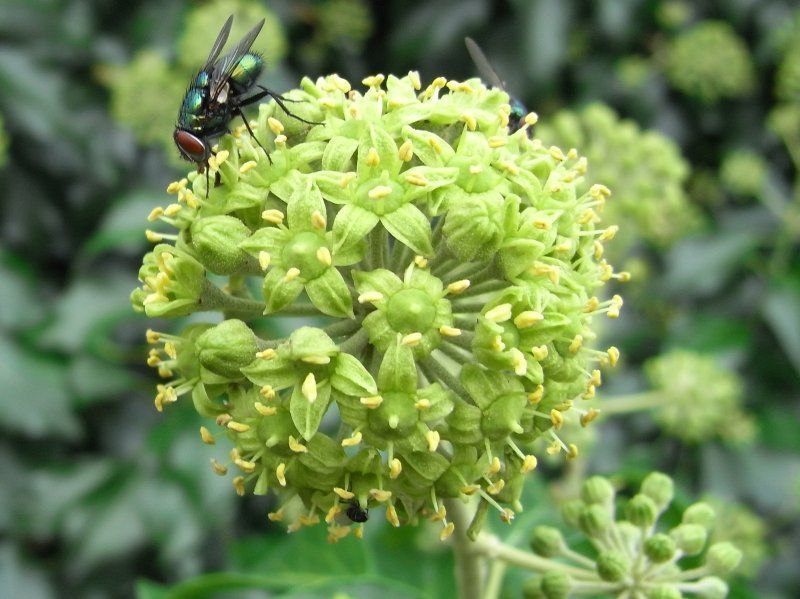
[537,103,699,256]
[665,21,754,103]
[705,498,768,578]
[134,72,622,538]
[645,350,754,444]
[719,150,767,198]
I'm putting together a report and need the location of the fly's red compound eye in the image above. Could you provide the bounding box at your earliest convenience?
[174,129,208,162]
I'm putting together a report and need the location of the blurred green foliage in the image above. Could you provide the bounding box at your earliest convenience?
[1,0,799,597]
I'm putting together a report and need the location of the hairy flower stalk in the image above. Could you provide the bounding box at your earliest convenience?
[132,72,624,540]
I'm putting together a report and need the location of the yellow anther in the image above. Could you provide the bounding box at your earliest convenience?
[583,384,596,400]
[339,172,356,188]
[398,139,414,162]
[301,355,331,365]
[461,484,480,495]
[550,409,564,430]
[524,112,539,126]
[446,280,470,294]
[546,441,561,455]
[386,504,400,527]
[521,455,538,473]
[439,325,461,337]
[232,476,245,496]
[254,401,277,416]
[145,329,160,344]
[288,435,308,453]
[239,160,257,174]
[469,164,483,174]
[461,112,477,130]
[358,291,384,304]
[354,526,364,539]
[497,159,519,175]
[487,456,502,476]
[414,255,428,268]
[298,514,320,527]
[210,459,228,476]
[145,230,163,242]
[258,251,271,270]
[147,207,164,221]
[274,134,287,145]
[164,203,182,217]
[415,398,431,410]
[276,463,287,486]
[311,210,327,229]
[316,246,333,267]
[333,487,355,500]
[490,335,505,352]
[431,76,447,88]
[401,332,423,347]
[584,297,600,312]
[616,271,632,282]
[267,509,284,522]
[362,74,385,87]
[440,522,455,541]
[234,458,257,473]
[405,172,430,186]
[608,294,623,319]
[163,342,177,359]
[389,458,402,479]
[259,385,276,401]
[267,117,284,134]
[325,504,343,524]
[531,345,548,361]
[216,414,233,427]
[199,426,215,445]
[514,310,544,328]
[581,409,600,427]
[509,348,527,376]
[347,103,361,119]
[318,97,337,109]
[607,346,620,367]
[488,479,505,495]
[500,508,515,523]
[227,421,250,433]
[208,150,229,170]
[485,303,513,323]
[548,146,565,162]
[342,431,362,447]
[566,444,579,461]
[301,373,317,403]
[569,334,584,354]
[370,488,392,502]
[368,184,392,199]
[355,395,382,410]
[284,267,301,282]
[488,136,507,148]
[590,369,602,387]
[590,183,611,198]
[426,430,441,452]
[261,209,284,224]
[407,70,421,90]
[600,225,619,241]
[166,179,187,194]
[257,348,277,360]
[528,384,544,404]
[428,137,443,154]
[432,505,447,522]
[366,147,380,166]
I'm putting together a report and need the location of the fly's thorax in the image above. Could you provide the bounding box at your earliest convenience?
[509,97,528,132]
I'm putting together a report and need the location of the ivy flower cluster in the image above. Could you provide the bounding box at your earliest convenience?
[521,474,743,598]
[132,71,625,540]
[664,21,754,104]
[537,104,699,256]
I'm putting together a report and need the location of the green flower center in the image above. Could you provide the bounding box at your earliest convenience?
[281,231,327,279]
[387,289,437,333]
[368,391,418,438]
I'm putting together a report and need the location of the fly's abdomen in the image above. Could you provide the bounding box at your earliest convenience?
[229,52,263,92]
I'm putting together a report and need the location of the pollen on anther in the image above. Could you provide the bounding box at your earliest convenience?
[401,332,423,346]
[358,291,383,304]
[262,209,284,224]
[276,463,287,486]
[316,246,333,266]
[285,267,301,282]
[200,426,215,445]
[366,147,380,166]
[301,373,318,403]
[258,251,271,270]
[368,185,392,199]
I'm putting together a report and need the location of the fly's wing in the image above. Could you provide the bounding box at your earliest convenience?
[202,15,234,73]
[209,18,265,102]
[464,37,506,90]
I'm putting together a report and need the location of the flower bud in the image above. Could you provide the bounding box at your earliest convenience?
[705,542,742,575]
[581,475,615,505]
[578,504,612,538]
[530,526,565,557]
[693,577,729,599]
[646,585,683,599]
[560,499,584,529]
[644,533,677,563]
[190,215,251,274]
[540,571,571,599]
[641,472,673,511]
[626,493,658,527]
[682,502,716,530]
[596,551,630,582]
[670,523,708,556]
[196,319,258,380]
[522,576,546,599]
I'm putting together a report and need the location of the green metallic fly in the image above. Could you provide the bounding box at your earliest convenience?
[174,15,315,187]
[465,37,528,133]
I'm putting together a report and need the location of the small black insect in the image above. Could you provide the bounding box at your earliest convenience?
[174,15,316,188]
[345,501,369,523]
[465,37,529,133]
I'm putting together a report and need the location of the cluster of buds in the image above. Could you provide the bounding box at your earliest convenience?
[537,104,699,258]
[524,473,743,598]
[133,71,624,539]
[664,21,754,104]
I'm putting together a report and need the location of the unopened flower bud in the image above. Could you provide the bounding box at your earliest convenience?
[626,493,658,528]
[530,526,565,557]
[581,475,615,505]
[641,471,674,511]
[196,319,258,380]
[693,577,729,599]
[644,533,677,563]
[596,551,630,582]
[190,215,251,275]
[705,542,742,575]
[670,523,708,555]
[540,571,571,599]
[682,502,716,529]
[579,504,613,538]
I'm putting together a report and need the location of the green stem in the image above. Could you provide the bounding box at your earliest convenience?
[444,499,485,599]
[199,280,265,319]
[482,561,508,599]
[452,299,490,314]
[370,226,387,269]
[322,318,361,338]
[597,391,665,415]
[420,352,467,398]
[340,328,369,355]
